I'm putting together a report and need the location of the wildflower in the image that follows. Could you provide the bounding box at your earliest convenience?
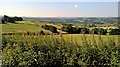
[46,32,50,35]
[22,32,25,37]
[92,31,95,46]
[98,32,103,43]
[59,32,63,37]
[13,43,17,48]
[34,59,37,61]
[82,31,86,43]
[88,39,91,45]
[34,32,39,36]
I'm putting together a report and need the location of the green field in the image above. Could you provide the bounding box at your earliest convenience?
[2,20,51,33]
[2,20,119,45]
[62,34,119,44]
[2,20,119,44]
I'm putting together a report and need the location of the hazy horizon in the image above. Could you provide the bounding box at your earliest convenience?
[0,2,118,17]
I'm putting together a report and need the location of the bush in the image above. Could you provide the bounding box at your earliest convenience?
[39,30,45,35]
[1,15,23,24]
[61,24,82,34]
[91,28,107,35]
[42,25,58,33]
[109,28,120,35]
[81,28,90,34]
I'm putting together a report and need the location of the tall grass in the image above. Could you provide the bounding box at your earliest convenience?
[2,33,120,66]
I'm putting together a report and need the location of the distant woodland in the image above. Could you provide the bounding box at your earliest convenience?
[1,15,23,24]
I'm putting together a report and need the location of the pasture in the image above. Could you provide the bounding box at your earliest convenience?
[2,21,51,33]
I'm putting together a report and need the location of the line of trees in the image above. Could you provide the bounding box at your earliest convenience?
[1,15,23,24]
[109,28,120,35]
[61,24,120,35]
[61,24,82,34]
[42,25,58,33]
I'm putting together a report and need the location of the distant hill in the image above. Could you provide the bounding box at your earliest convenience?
[23,17,118,24]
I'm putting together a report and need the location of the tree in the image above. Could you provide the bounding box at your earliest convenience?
[109,29,119,35]
[1,18,5,24]
[81,28,90,34]
[61,24,73,33]
[2,15,23,23]
[3,15,9,22]
[98,28,107,35]
[91,28,99,34]
[91,28,107,35]
[42,25,58,33]
[61,24,82,34]
[13,16,23,21]
[9,18,15,23]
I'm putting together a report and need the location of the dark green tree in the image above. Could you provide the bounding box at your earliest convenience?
[40,30,45,35]
[13,16,23,21]
[1,18,5,24]
[42,25,58,33]
[81,28,90,34]
[3,15,9,22]
[98,28,107,35]
[109,29,119,35]
[91,28,99,34]
[2,15,23,23]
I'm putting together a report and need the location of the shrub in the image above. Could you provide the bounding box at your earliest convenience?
[109,29,120,35]
[39,30,45,35]
[61,24,82,34]
[42,25,58,33]
[91,28,107,35]
[81,28,90,34]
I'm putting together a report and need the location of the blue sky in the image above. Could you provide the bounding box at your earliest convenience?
[1,0,120,2]
[0,1,118,17]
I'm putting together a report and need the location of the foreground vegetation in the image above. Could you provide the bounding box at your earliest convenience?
[1,16,120,66]
[2,34,120,66]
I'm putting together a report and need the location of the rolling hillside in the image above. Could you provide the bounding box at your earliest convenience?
[2,20,52,33]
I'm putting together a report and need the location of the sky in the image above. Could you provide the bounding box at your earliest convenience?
[0,0,119,17]
[1,0,120,2]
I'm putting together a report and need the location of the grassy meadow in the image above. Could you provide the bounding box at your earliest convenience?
[2,21,51,33]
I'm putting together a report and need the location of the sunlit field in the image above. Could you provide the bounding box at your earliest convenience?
[2,21,51,33]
